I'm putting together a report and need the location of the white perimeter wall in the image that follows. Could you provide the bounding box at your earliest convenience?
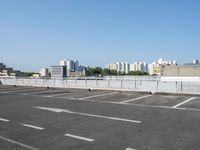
[161,76,200,82]
[1,78,200,95]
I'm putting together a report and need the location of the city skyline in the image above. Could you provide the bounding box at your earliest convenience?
[0,56,199,72]
[1,0,200,71]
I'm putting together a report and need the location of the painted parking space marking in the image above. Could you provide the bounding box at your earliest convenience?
[0,118,10,122]
[0,136,39,150]
[28,93,200,112]
[4,90,200,113]
[172,97,195,108]
[64,133,94,142]
[45,91,86,97]
[126,148,137,150]
[20,123,44,130]
[0,89,33,94]
[0,88,45,94]
[28,89,64,94]
[0,87,28,91]
[0,87,37,92]
[79,92,118,100]
[34,106,141,123]
[119,95,152,103]
[0,91,9,94]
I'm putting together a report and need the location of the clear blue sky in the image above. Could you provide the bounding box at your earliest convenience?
[0,0,200,72]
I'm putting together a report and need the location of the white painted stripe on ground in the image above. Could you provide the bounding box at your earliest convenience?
[29,89,63,94]
[1,88,37,92]
[126,148,137,150]
[34,106,141,123]
[45,91,86,97]
[0,118,10,122]
[21,123,44,130]
[34,94,189,111]
[0,91,9,94]
[120,95,152,103]
[64,133,94,142]
[11,91,200,113]
[18,93,28,96]
[0,136,39,150]
[68,97,78,100]
[172,97,195,108]
[79,92,118,100]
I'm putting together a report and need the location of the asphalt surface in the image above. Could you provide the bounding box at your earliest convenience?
[0,85,200,150]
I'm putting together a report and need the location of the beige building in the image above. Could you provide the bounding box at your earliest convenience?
[161,64,200,76]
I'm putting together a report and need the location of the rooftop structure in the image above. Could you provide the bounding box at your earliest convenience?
[51,65,67,79]
[0,63,23,78]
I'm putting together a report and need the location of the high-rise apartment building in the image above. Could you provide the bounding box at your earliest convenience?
[58,59,86,77]
[129,62,147,73]
[106,62,130,74]
[106,58,177,75]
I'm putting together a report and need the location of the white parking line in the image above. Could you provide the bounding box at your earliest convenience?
[64,133,94,142]
[35,106,141,123]
[0,118,10,122]
[0,136,39,150]
[0,88,36,92]
[126,148,137,150]
[20,123,44,130]
[0,91,9,94]
[172,97,195,108]
[79,92,118,100]
[46,91,86,97]
[120,95,152,103]
[28,89,63,94]
[8,91,200,113]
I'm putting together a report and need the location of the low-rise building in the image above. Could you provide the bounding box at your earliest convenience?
[148,58,177,75]
[162,64,200,76]
[39,68,49,78]
[32,73,40,78]
[0,63,23,78]
[51,66,67,79]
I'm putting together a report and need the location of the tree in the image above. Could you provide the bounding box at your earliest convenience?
[85,67,102,76]
[127,71,149,76]
[102,68,111,75]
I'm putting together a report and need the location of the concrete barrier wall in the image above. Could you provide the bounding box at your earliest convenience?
[1,78,200,94]
[161,76,200,82]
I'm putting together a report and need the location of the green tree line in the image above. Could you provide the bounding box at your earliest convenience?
[85,67,149,76]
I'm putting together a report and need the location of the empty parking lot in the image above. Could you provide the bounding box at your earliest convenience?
[0,85,200,150]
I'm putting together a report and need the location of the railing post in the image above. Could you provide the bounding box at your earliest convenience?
[85,79,87,86]
[135,80,136,89]
[181,81,183,91]
[96,79,98,86]
[156,81,159,92]
[108,80,110,87]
